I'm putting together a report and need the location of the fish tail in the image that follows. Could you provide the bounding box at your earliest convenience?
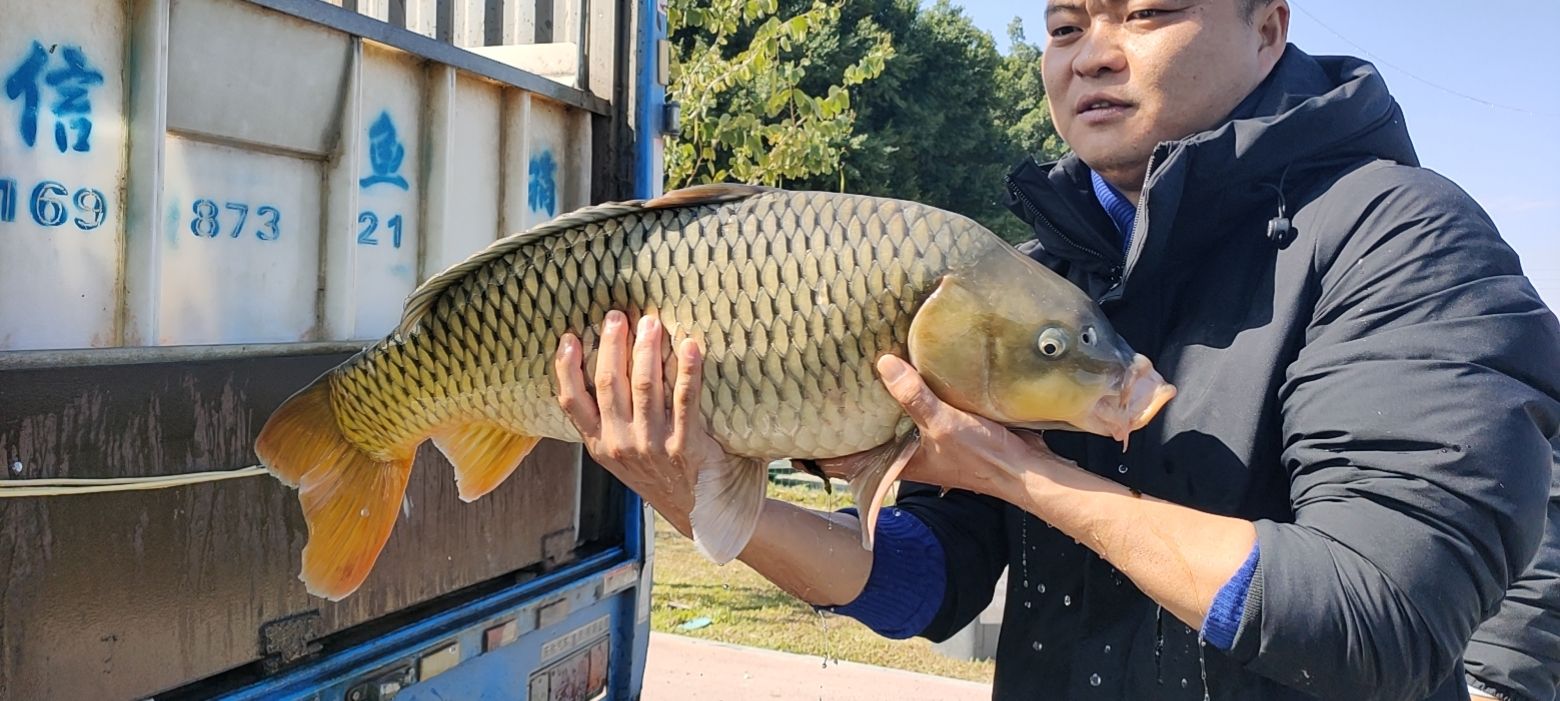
[255,380,414,600]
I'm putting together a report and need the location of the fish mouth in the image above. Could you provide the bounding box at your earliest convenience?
[1088,354,1176,447]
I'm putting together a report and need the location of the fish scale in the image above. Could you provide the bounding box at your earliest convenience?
[256,183,1174,600]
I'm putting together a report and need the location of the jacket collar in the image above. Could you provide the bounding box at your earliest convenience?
[1005,44,1420,296]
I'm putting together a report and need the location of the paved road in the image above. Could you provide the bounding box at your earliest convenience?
[641,632,992,701]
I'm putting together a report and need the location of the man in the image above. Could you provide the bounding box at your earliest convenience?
[552,0,1560,698]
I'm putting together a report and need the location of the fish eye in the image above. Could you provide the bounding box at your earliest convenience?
[1081,326,1097,347]
[1037,327,1069,359]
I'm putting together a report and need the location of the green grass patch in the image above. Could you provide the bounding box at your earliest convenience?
[648,483,994,684]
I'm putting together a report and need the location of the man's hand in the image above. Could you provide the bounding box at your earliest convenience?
[553,310,740,538]
[850,352,1257,631]
[555,310,877,606]
[819,354,1072,505]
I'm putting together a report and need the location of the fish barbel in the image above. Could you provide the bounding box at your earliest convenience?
[255,184,1176,600]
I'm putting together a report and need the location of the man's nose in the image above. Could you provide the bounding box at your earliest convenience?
[1071,26,1128,79]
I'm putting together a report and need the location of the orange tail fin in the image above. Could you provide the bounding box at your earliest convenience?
[256,381,414,601]
[429,421,541,502]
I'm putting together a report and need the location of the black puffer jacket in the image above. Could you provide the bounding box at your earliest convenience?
[892,45,1560,701]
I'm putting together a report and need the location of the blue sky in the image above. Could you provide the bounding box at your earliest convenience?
[949,0,1560,308]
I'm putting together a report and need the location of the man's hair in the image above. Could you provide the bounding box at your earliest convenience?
[1240,0,1269,21]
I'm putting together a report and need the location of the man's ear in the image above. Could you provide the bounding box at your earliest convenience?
[1256,0,1291,68]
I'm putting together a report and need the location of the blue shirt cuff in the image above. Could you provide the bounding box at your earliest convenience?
[1201,541,1260,651]
[818,506,946,639]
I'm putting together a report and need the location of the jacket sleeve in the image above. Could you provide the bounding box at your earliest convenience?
[890,480,1010,642]
[1226,166,1560,700]
[1464,442,1560,701]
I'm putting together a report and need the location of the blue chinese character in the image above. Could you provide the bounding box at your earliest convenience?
[4,42,49,149]
[529,151,557,216]
[359,111,409,190]
[4,41,103,153]
[45,46,104,153]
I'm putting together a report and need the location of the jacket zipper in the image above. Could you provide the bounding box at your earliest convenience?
[1105,148,1163,301]
[1004,174,1124,280]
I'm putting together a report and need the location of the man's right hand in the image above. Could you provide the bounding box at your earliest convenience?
[556,310,877,608]
[553,310,740,539]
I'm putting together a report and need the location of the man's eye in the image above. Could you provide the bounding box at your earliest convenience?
[1049,25,1081,38]
[1128,9,1169,20]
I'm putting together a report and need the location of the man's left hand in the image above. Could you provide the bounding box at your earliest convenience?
[823,353,1257,634]
[819,354,1071,504]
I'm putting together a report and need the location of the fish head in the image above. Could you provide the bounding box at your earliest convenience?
[907,244,1175,442]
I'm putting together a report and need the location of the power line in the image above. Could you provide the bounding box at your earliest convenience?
[1292,3,1560,119]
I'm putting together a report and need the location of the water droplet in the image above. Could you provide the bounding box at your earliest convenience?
[1024,601,1032,609]
[1063,595,1072,606]
[1103,644,1112,653]
[1118,464,1129,474]
[1089,673,1102,687]
[1198,633,1212,701]
[1181,679,1189,689]
[1032,641,1043,652]
[1037,583,1046,593]
[359,508,369,517]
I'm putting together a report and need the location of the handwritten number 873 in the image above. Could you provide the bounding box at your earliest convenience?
[191,199,280,240]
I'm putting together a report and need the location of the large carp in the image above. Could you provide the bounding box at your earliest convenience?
[256,184,1175,600]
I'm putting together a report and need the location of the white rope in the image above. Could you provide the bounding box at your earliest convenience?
[0,465,269,497]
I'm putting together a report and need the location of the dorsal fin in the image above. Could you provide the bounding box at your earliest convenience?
[643,183,773,209]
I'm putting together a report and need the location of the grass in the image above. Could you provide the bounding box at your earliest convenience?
[648,482,996,684]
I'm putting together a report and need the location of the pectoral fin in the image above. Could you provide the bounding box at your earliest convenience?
[690,458,769,564]
[841,430,922,551]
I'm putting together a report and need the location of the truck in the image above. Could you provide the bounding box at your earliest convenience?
[0,0,670,697]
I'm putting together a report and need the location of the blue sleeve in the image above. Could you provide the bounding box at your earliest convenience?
[1201,541,1260,650]
[818,506,947,639]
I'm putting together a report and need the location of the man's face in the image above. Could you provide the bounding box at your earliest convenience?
[1042,0,1287,191]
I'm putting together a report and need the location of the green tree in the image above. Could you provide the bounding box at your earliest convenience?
[995,18,1069,164]
[785,3,1063,242]
[665,0,894,189]
[666,1,1068,244]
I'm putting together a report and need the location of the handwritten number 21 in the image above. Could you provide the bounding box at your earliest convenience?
[357,211,403,248]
